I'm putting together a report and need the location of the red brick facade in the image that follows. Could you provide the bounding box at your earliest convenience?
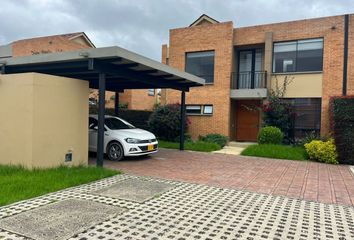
[163,22,234,138]
[162,14,354,140]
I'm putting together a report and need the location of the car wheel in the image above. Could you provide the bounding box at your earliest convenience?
[107,142,124,161]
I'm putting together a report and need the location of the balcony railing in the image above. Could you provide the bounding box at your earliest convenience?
[231,71,267,89]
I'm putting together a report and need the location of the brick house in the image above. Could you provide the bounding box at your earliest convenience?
[161,14,354,141]
[0,32,159,110]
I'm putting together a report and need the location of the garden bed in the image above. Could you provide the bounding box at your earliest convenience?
[241,144,308,161]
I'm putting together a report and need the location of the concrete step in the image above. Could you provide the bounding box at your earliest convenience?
[228,141,256,148]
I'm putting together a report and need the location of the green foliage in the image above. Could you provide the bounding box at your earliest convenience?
[158,140,221,152]
[304,139,338,164]
[0,165,119,206]
[330,96,354,164]
[262,76,295,142]
[148,104,188,141]
[199,134,228,147]
[89,106,152,129]
[298,131,330,146]
[241,144,308,161]
[258,126,284,144]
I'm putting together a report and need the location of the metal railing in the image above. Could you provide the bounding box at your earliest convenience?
[231,71,267,89]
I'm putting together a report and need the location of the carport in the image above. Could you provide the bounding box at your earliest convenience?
[0,46,204,167]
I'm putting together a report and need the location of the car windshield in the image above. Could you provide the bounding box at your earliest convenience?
[104,117,135,130]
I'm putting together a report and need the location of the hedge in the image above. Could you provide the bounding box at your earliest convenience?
[330,96,354,164]
[89,106,152,130]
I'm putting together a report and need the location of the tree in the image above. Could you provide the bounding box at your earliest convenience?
[262,76,295,142]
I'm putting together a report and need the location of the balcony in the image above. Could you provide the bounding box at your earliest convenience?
[230,71,268,99]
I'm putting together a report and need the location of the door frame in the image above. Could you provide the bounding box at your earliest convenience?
[234,100,261,142]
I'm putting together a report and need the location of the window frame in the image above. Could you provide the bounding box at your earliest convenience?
[186,104,213,116]
[272,38,324,73]
[185,50,215,85]
[148,89,155,96]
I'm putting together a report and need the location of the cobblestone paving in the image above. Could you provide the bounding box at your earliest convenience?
[1,174,354,240]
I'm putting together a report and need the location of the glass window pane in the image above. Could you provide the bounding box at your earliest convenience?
[284,98,321,138]
[273,42,297,73]
[203,105,213,114]
[148,89,155,96]
[186,105,202,115]
[186,51,215,84]
[297,39,323,72]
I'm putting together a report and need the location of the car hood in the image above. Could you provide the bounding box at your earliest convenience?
[109,128,156,140]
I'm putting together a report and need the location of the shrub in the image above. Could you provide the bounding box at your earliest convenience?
[330,96,354,164]
[298,131,331,146]
[199,134,228,147]
[257,126,284,144]
[148,104,188,141]
[304,139,338,164]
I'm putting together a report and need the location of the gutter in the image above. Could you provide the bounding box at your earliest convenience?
[343,14,349,96]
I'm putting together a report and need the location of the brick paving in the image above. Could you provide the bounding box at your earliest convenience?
[90,148,354,206]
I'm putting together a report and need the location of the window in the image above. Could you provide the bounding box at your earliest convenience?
[186,105,202,115]
[185,51,215,84]
[273,38,323,73]
[283,98,321,138]
[203,105,213,114]
[104,118,135,130]
[186,105,213,115]
[148,89,155,96]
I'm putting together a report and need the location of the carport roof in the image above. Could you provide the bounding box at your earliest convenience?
[0,46,205,91]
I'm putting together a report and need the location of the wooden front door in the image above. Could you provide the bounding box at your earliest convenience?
[235,100,260,142]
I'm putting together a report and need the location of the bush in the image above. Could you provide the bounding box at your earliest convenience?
[199,134,228,147]
[298,131,330,146]
[89,106,152,130]
[330,96,354,164]
[257,126,284,144]
[304,139,338,164]
[148,104,188,141]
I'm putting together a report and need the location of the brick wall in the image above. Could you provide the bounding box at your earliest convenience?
[164,22,234,139]
[163,14,353,139]
[12,35,91,56]
[234,15,348,135]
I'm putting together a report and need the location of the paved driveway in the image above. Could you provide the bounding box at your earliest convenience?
[1,174,354,239]
[90,148,354,206]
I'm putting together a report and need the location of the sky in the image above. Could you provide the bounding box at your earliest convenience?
[0,0,353,60]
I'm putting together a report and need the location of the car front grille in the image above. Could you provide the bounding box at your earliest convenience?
[139,144,158,151]
[139,138,157,144]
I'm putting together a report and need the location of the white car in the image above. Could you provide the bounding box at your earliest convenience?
[89,115,158,161]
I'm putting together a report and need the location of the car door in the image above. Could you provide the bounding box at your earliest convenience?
[88,117,98,151]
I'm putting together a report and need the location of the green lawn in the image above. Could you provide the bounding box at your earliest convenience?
[159,140,221,152]
[0,165,120,206]
[241,144,308,161]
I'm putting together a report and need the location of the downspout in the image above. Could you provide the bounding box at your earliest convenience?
[343,14,349,96]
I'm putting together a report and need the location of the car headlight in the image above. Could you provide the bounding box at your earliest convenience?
[125,138,140,144]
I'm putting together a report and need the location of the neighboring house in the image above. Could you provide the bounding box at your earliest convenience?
[161,14,354,141]
[0,33,158,110]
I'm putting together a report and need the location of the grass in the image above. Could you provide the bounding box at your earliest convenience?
[241,144,308,161]
[0,165,120,206]
[159,140,221,152]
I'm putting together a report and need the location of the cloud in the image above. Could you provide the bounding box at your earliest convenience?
[0,0,353,60]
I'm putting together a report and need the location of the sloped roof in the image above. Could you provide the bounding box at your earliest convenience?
[11,32,95,48]
[189,14,219,27]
